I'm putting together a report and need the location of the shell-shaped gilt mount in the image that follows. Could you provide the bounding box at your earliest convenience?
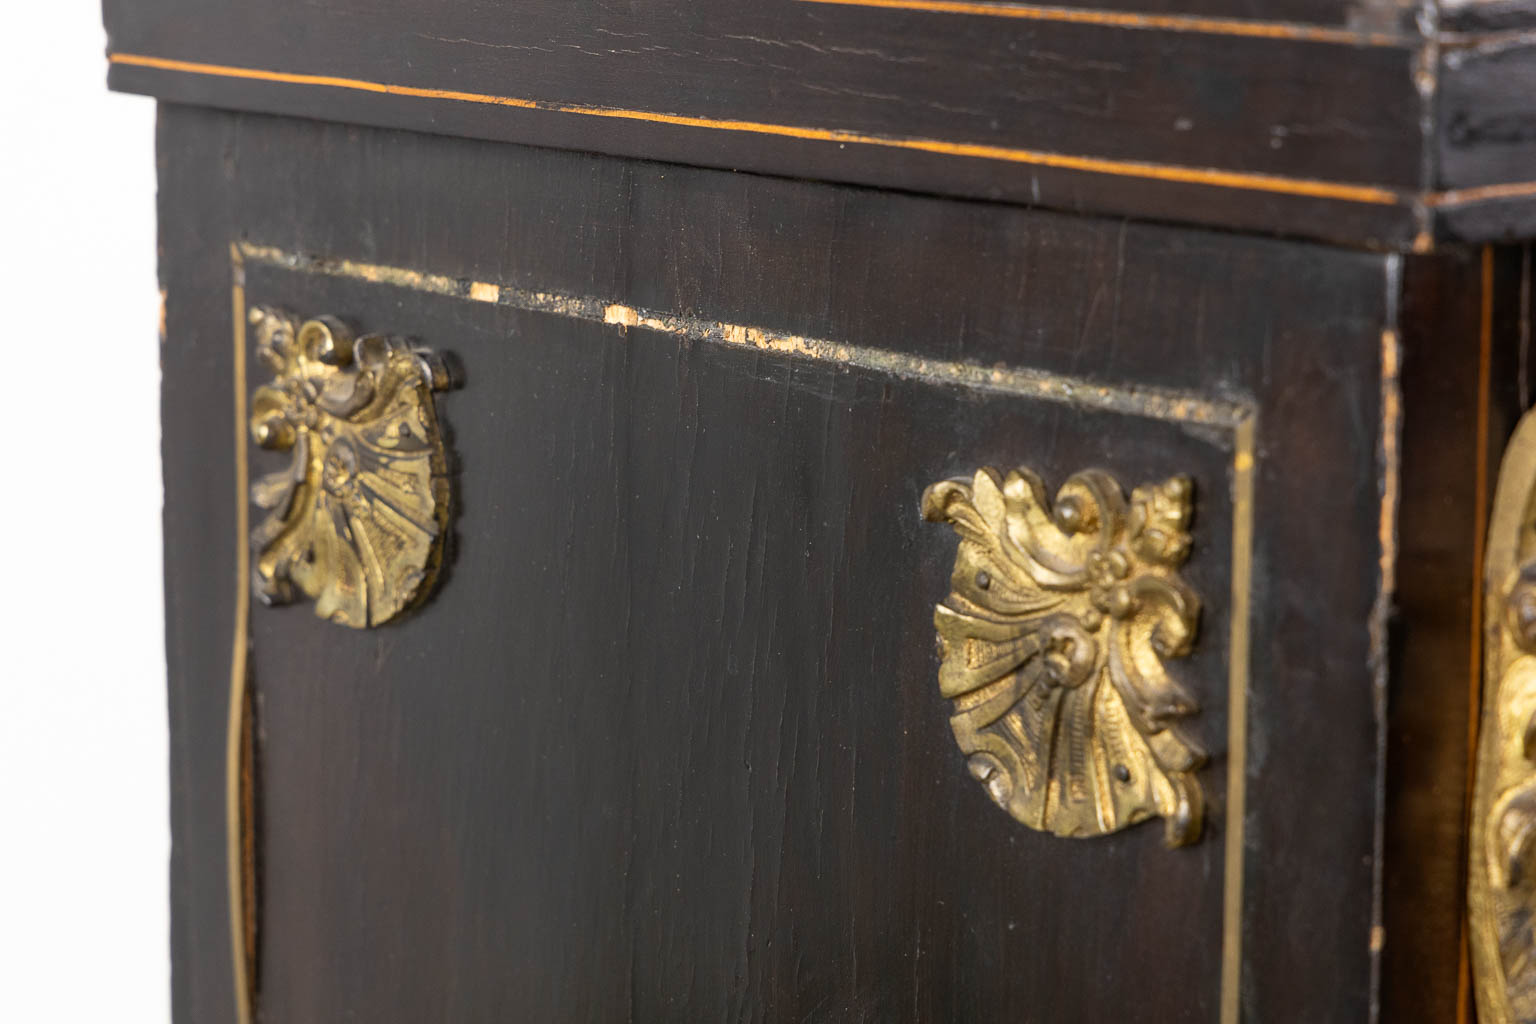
[248,307,453,628]
[922,467,1206,847]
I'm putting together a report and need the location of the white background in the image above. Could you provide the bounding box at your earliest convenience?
[0,4,168,1021]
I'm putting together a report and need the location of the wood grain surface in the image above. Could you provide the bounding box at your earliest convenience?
[148,105,1441,1022]
[101,0,1536,247]
[1379,245,1531,1024]
[105,0,1438,248]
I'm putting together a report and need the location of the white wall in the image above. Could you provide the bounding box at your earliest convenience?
[0,6,167,1021]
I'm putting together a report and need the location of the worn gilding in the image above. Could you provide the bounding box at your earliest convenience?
[247,306,453,628]
[231,243,1256,1018]
[923,466,1205,846]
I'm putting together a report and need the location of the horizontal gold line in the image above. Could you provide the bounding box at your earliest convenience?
[112,53,1406,206]
[800,0,1405,45]
[1428,179,1536,208]
[238,241,1254,427]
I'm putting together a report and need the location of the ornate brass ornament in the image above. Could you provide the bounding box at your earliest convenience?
[1472,412,1536,1023]
[922,467,1206,846]
[247,307,453,628]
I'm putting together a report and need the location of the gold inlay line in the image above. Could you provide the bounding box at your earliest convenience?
[1221,415,1255,1024]
[110,53,1405,207]
[1428,180,1536,208]
[237,241,1253,427]
[230,240,1261,1019]
[1368,324,1403,1007]
[227,244,254,1024]
[799,0,1405,46]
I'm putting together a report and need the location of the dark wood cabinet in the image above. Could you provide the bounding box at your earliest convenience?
[108,0,1536,1020]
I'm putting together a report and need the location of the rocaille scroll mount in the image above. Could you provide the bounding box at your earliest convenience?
[247,307,455,628]
[922,466,1206,847]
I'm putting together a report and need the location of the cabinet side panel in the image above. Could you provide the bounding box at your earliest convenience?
[157,104,241,1024]
[1382,245,1530,1022]
[154,104,1397,1022]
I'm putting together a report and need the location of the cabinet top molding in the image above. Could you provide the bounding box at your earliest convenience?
[103,0,1536,249]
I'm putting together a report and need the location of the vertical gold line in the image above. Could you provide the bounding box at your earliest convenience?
[227,243,253,1024]
[1377,328,1402,614]
[219,235,1262,1017]
[1222,416,1256,1024]
[1369,324,1404,1020]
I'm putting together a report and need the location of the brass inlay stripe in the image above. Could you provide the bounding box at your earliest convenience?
[1369,323,1403,1005]
[1428,180,1536,208]
[799,0,1405,46]
[227,244,254,1024]
[111,53,1407,207]
[1221,415,1255,1024]
[237,241,1252,426]
[231,240,1262,1018]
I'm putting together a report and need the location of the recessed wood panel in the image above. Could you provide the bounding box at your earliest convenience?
[158,106,1398,1023]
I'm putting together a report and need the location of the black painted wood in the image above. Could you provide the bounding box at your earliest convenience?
[107,0,1437,249]
[155,104,1432,1022]
[1380,245,1529,1023]
[1441,0,1536,31]
[120,61,1434,250]
[97,0,1536,249]
[157,105,241,1022]
[1439,38,1536,194]
[102,0,1425,184]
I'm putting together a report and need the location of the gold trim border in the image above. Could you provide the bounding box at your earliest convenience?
[228,245,253,1024]
[112,53,1536,216]
[798,0,1405,46]
[227,240,1259,1024]
[1222,416,1255,1024]
[237,242,1251,427]
[113,53,1405,208]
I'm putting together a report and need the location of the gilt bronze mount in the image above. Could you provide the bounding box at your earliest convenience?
[922,466,1206,847]
[1472,411,1536,1024]
[247,307,454,628]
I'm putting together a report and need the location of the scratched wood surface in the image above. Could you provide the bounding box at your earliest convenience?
[149,105,1458,1022]
[1435,40,1536,243]
[103,0,1536,249]
[105,0,1435,249]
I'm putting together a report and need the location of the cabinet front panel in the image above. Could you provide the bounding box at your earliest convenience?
[157,105,1393,1023]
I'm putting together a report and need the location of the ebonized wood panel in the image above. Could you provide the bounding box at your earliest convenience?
[108,0,1433,249]
[1443,0,1536,33]
[109,1,1536,247]
[1379,244,1530,1023]
[1439,39,1536,196]
[104,0,1425,184]
[159,104,1407,1021]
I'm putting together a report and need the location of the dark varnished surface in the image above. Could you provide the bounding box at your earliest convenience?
[107,0,1435,249]
[1439,38,1536,196]
[1378,245,1530,1023]
[249,267,1236,1022]
[1442,0,1536,30]
[103,0,1425,184]
[98,0,1536,249]
[157,105,1408,1021]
